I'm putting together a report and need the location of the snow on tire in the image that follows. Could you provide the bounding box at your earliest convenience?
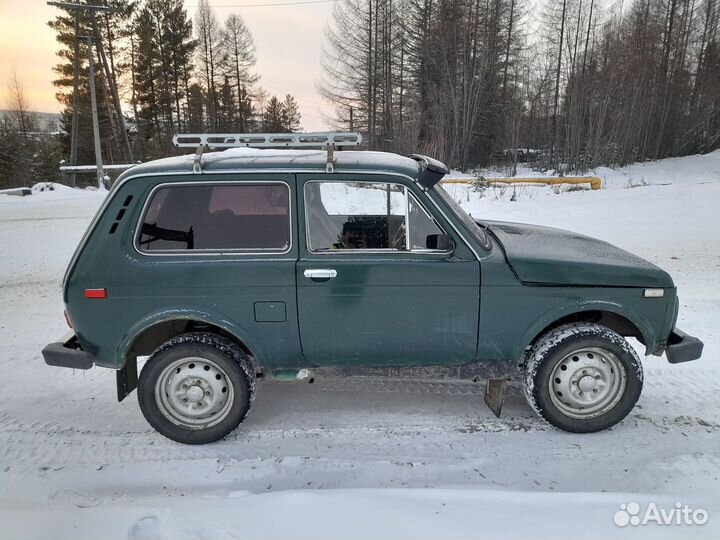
[137,332,256,444]
[523,323,643,433]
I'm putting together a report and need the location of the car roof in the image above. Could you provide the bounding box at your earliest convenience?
[116,148,424,182]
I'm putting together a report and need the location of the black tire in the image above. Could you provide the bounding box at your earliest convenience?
[523,323,643,433]
[138,332,256,444]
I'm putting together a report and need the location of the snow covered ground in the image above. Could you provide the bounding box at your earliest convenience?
[0,153,718,539]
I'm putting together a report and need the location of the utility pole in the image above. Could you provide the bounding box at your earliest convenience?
[86,36,104,189]
[90,14,133,163]
[48,1,132,184]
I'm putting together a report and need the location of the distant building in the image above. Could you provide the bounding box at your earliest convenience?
[0,110,63,135]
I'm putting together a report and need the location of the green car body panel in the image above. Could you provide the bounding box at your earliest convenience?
[51,149,698,395]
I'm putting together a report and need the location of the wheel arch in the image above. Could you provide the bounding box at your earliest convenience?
[518,301,655,362]
[115,308,264,402]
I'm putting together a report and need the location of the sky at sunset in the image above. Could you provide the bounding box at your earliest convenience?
[0,0,335,131]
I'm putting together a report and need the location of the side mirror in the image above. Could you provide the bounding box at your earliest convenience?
[426,233,454,251]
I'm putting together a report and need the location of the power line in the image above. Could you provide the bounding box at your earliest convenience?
[186,0,338,8]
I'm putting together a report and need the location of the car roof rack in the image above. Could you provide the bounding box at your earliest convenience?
[174,132,363,175]
[173,132,363,149]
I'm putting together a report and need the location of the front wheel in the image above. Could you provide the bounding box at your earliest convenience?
[138,333,256,444]
[523,323,643,433]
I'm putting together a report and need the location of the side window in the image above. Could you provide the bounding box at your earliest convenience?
[408,192,445,250]
[138,183,290,252]
[304,181,446,252]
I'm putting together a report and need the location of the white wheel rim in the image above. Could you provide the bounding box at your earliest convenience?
[549,347,627,419]
[155,356,235,429]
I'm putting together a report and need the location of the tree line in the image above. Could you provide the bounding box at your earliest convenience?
[0,69,63,189]
[47,0,302,170]
[322,0,720,172]
[3,0,719,189]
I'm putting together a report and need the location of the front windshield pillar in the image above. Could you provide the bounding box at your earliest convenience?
[431,183,492,251]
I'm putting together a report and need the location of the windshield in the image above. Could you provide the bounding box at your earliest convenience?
[432,183,492,250]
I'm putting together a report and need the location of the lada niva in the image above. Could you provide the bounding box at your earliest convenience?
[43,134,703,443]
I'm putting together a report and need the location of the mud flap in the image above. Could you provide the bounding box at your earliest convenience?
[116,357,138,402]
[484,378,506,417]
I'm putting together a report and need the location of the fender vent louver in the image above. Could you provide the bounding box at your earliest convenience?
[108,195,134,234]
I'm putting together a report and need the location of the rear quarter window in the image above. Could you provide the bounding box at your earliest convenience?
[137,183,291,252]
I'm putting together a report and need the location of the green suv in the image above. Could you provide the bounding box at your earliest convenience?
[42,142,703,444]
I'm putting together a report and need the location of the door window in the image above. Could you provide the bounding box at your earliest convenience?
[137,183,291,252]
[304,181,446,252]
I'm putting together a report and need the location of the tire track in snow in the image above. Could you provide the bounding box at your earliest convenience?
[0,374,718,475]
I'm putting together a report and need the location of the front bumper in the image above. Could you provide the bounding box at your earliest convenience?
[666,328,704,364]
[42,333,96,370]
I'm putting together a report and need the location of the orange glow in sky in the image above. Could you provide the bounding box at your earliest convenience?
[0,0,334,130]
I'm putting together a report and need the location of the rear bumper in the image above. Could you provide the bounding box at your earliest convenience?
[666,328,704,364]
[42,333,96,370]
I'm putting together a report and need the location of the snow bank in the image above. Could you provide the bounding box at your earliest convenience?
[448,149,720,190]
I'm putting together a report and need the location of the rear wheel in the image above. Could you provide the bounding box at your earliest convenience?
[138,333,256,444]
[523,323,643,433]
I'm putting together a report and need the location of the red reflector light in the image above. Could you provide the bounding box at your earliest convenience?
[84,288,107,299]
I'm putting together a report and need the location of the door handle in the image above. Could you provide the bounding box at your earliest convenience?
[304,269,337,279]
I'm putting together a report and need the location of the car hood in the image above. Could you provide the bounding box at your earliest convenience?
[477,220,673,288]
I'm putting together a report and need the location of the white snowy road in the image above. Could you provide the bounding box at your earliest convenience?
[0,154,719,539]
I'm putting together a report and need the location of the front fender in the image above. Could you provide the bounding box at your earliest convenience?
[112,305,265,369]
[516,299,658,359]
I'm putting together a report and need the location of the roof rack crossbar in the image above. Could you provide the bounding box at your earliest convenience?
[173,132,363,149]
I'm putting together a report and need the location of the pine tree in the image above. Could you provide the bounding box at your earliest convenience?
[218,75,236,131]
[281,94,302,132]
[133,6,161,155]
[163,0,196,131]
[0,117,24,188]
[187,82,206,131]
[263,96,285,131]
[131,0,194,158]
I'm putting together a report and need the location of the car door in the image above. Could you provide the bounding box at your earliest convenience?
[125,174,303,371]
[296,173,480,367]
